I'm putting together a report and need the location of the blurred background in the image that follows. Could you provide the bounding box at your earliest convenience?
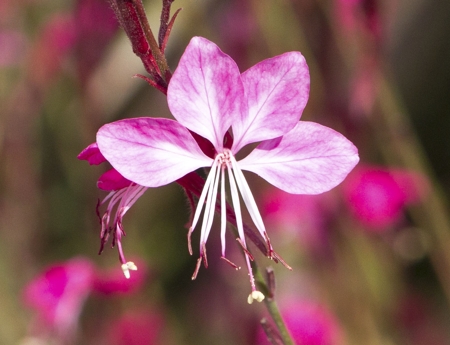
[1,0,450,344]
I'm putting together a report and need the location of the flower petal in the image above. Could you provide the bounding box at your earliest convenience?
[232,52,310,152]
[78,142,106,165]
[238,122,359,194]
[97,118,212,187]
[97,168,133,191]
[167,37,247,150]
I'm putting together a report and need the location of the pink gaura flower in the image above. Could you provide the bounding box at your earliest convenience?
[95,37,359,302]
[78,143,147,278]
[342,166,429,231]
[22,257,95,342]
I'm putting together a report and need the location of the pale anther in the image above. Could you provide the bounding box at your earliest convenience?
[121,261,138,279]
[247,290,265,304]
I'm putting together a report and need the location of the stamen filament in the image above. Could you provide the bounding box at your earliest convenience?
[190,158,219,236]
[220,166,226,257]
[227,162,246,246]
[221,256,240,270]
[192,257,202,280]
[230,156,273,252]
[200,160,221,249]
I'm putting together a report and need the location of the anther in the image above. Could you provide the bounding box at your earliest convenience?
[121,261,138,279]
[247,290,265,304]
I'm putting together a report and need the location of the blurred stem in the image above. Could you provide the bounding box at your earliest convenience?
[317,0,450,306]
[374,76,450,303]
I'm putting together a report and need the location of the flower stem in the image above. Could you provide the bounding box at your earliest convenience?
[131,0,170,78]
[253,263,294,345]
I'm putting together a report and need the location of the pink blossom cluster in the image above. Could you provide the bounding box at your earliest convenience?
[22,257,158,344]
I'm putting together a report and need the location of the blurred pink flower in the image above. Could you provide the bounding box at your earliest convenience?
[334,0,360,34]
[349,56,378,117]
[106,310,164,345]
[216,0,257,69]
[74,0,119,85]
[395,292,450,345]
[334,0,381,40]
[30,14,77,86]
[257,299,343,345]
[262,188,337,252]
[0,30,26,67]
[22,257,95,342]
[342,166,429,231]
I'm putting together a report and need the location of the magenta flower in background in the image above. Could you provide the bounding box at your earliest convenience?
[78,143,147,278]
[342,166,429,231]
[74,0,119,85]
[22,257,95,342]
[262,188,338,253]
[257,299,343,345]
[105,310,164,345]
[334,0,381,39]
[94,37,359,302]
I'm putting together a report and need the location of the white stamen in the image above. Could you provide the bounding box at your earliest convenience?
[121,261,138,279]
[247,290,265,304]
[220,165,226,257]
[200,160,221,248]
[115,185,147,224]
[230,156,271,247]
[190,158,219,233]
[227,162,246,247]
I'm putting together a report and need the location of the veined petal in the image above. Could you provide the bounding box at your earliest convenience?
[232,52,310,152]
[167,37,247,150]
[238,122,359,194]
[97,118,213,187]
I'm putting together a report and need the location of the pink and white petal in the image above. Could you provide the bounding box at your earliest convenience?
[97,168,133,191]
[97,118,213,187]
[238,122,359,194]
[167,37,247,150]
[232,52,310,152]
[77,142,106,165]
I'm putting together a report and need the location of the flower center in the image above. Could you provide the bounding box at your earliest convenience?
[215,149,232,168]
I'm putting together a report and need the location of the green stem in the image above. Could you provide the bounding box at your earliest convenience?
[254,264,295,345]
[223,213,293,344]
